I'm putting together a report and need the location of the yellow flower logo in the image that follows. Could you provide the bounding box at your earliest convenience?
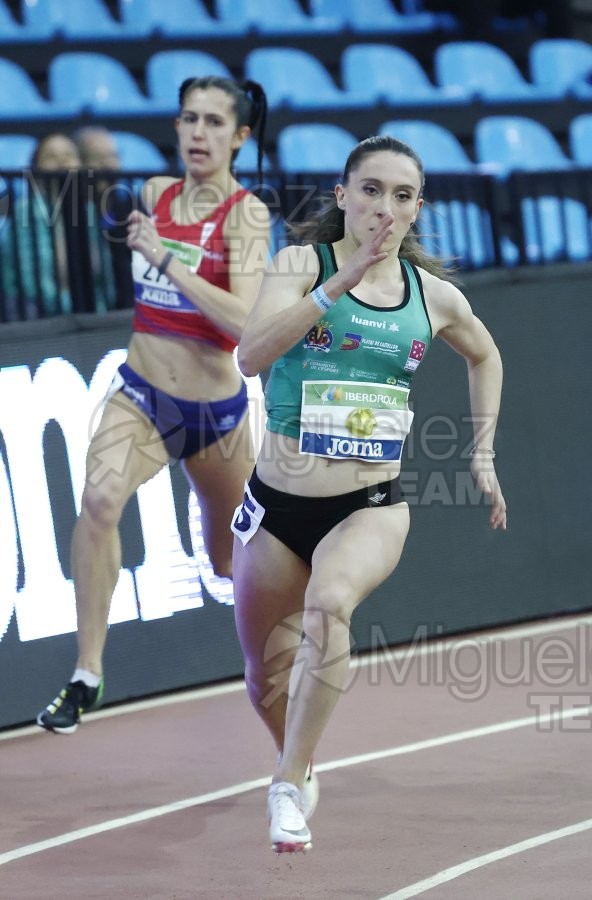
[345,408,376,437]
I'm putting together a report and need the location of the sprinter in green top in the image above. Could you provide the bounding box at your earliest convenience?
[231,135,507,854]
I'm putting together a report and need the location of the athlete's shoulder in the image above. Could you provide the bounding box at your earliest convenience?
[269,242,320,281]
[234,189,270,221]
[141,177,179,214]
[416,266,472,333]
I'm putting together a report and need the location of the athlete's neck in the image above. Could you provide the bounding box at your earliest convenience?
[182,171,241,202]
[334,237,403,286]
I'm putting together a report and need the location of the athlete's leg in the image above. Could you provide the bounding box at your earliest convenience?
[276,503,410,789]
[233,527,310,752]
[74,390,168,676]
[182,411,254,578]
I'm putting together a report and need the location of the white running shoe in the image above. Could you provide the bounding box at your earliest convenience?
[301,763,319,820]
[268,782,312,853]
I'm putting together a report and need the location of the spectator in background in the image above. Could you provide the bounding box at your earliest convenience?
[74,125,121,172]
[74,124,134,313]
[33,133,82,172]
[0,132,81,321]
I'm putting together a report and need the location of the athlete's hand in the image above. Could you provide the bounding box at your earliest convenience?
[470,457,507,530]
[331,214,395,294]
[126,209,163,263]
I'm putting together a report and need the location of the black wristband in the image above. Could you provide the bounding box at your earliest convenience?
[157,250,174,276]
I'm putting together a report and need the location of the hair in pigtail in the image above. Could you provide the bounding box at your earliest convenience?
[241,80,268,185]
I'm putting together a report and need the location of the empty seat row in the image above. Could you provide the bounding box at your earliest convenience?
[3,115,592,176]
[275,116,592,176]
[2,39,592,120]
[0,0,456,42]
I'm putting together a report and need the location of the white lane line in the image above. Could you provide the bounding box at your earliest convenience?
[355,613,592,672]
[2,613,590,742]
[1,703,588,868]
[0,778,268,865]
[381,817,592,899]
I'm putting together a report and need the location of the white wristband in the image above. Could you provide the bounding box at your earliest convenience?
[310,284,335,313]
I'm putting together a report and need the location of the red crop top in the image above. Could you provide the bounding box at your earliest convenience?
[131,181,249,352]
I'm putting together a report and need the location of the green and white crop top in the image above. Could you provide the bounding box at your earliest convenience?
[265,243,433,463]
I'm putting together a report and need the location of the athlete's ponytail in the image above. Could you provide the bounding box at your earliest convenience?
[240,79,268,185]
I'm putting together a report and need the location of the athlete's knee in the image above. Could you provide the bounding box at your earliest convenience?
[302,583,355,639]
[79,480,126,531]
[244,645,296,696]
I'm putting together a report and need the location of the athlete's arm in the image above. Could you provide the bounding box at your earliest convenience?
[238,215,395,377]
[426,274,507,530]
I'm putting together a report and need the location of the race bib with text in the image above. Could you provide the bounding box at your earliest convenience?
[299,380,414,462]
[132,238,203,313]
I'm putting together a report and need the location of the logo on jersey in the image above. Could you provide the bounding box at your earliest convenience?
[320,385,344,402]
[339,332,361,351]
[304,323,333,352]
[404,339,427,372]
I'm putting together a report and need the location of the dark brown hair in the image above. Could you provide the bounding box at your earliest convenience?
[289,135,455,281]
[178,76,268,184]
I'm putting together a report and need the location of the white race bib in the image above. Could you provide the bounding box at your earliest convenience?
[299,380,414,462]
[132,238,204,313]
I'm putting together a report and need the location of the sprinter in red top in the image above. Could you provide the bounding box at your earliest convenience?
[38,76,271,734]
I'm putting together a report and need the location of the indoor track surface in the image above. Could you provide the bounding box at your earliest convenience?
[2,613,591,899]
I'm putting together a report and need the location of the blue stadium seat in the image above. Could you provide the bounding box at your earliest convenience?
[342,44,466,106]
[245,48,364,109]
[22,0,124,40]
[308,0,449,33]
[379,112,492,269]
[118,0,243,38]
[214,0,340,33]
[146,51,232,114]
[0,135,37,169]
[435,41,563,102]
[0,0,28,41]
[0,59,54,120]
[379,120,474,172]
[568,114,592,166]
[277,124,358,174]
[529,39,592,100]
[474,116,573,175]
[48,53,151,116]
[520,197,590,263]
[234,138,272,174]
[419,201,496,269]
[112,132,168,172]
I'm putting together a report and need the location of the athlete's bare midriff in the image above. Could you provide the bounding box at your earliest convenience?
[126,331,242,401]
[256,430,402,497]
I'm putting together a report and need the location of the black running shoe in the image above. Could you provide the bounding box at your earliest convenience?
[36,679,104,734]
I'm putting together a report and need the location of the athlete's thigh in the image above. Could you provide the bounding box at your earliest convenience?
[233,526,310,664]
[84,389,168,499]
[309,503,411,614]
[182,412,255,552]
